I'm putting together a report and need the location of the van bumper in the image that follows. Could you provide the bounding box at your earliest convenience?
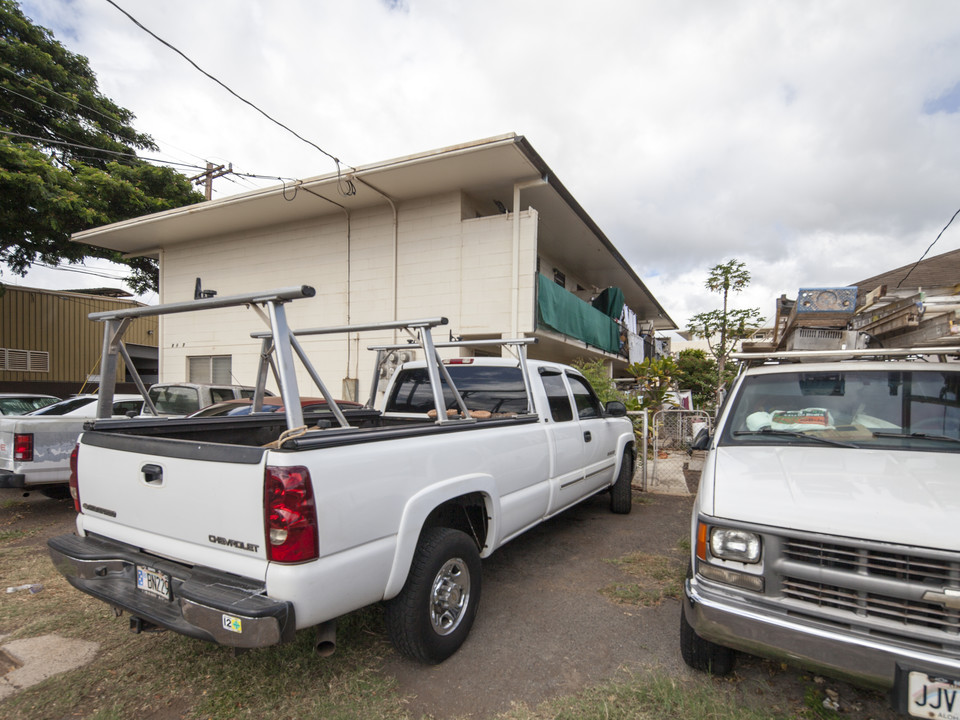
[684,576,960,697]
[48,533,295,648]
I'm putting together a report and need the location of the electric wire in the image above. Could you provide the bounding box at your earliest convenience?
[104,0,357,195]
[0,60,210,168]
[0,129,208,170]
[897,205,960,288]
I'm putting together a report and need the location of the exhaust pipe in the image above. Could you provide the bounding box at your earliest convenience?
[314,619,337,657]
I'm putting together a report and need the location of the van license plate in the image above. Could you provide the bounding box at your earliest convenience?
[908,671,960,719]
[135,564,171,601]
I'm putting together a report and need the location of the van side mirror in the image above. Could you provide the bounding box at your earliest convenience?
[605,400,627,417]
[691,427,711,450]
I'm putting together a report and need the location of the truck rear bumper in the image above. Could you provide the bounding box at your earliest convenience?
[0,469,25,488]
[684,577,960,691]
[48,533,295,648]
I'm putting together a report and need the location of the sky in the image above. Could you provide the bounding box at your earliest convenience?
[10,0,960,332]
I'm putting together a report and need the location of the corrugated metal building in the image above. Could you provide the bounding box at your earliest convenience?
[0,286,158,397]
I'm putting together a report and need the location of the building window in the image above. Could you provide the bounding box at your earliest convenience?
[0,348,49,373]
[553,269,566,288]
[188,355,232,384]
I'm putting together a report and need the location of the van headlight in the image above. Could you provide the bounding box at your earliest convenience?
[709,528,761,563]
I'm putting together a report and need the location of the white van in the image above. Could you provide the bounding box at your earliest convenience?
[681,347,960,718]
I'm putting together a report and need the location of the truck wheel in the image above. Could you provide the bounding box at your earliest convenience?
[609,450,633,514]
[385,527,481,664]
[680,595,735,675]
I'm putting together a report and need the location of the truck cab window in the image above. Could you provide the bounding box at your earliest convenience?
[540,372,574,422]
[567,375,602,420]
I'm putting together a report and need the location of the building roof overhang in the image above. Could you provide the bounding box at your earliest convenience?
[73,133,676,330]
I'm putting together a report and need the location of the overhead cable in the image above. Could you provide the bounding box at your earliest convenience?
[897,205,960,288]
[104,0,357,191]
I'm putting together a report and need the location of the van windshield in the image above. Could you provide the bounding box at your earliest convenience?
[719,369,960,452]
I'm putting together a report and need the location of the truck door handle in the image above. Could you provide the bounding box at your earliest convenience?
[141,464,163,486]
[583,431,592,442]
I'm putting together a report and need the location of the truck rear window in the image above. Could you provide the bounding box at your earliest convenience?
[387,366,528,414]
[720,369,960,452]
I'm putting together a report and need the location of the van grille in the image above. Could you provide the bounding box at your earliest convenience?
[780,539,960,638]
[781,577,960,634]
[783,539,957,584]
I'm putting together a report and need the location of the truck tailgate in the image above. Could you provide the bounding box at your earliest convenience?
[76,431,269,579]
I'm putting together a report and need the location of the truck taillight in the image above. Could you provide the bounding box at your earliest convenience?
[13,433,33,461]
[69,444,80,513]
[264,465,318,563]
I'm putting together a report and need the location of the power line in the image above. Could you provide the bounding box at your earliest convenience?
[897,205,960,288]
[104,0,357,190]
[0,129,207,170]
[0,60,211,169]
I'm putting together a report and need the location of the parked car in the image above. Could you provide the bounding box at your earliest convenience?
[146,383,272,416]
[681,347,960,717]
[0,393,60,416]
[26,394,145,417]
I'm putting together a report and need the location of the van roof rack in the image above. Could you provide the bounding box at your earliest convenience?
[732,346,960,365]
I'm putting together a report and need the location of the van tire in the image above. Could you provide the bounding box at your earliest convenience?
[609,449,633,514]
[680,576,735,675]
[385,527,481,664]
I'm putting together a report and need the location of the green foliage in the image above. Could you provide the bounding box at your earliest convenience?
[674,349,715,409]
[685,259,764,399]
[0,0,204,293]
[625,356,678,412]
[573,358,624,404]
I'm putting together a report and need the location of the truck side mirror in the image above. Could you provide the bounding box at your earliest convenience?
[605,401,627,417]
[691,427,711,450]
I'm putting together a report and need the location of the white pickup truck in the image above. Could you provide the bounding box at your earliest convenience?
[681,348,960,717]
[48,286,636,663]
[0,383,260,496]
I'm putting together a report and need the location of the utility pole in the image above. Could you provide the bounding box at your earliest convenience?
[189,162,233,200]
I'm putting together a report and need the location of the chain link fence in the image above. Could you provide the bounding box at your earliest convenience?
[631,409,711,494]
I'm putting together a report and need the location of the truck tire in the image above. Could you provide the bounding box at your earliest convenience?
[680,565,735,675]
[385,527,482,664]
[609,449,633,514]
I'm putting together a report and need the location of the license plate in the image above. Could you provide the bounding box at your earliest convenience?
[135,564,171,601]
[908,671,960,719]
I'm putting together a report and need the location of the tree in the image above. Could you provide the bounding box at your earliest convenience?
[625,356,678,412]
[0,0,204,293]
[686,260,764,402]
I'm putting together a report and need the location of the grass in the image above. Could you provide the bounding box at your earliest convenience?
[500,669,803,720]
[600,540,688,607]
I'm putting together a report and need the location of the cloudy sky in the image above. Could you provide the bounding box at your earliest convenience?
[11,0,960,331]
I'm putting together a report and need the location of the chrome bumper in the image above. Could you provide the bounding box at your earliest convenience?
[48,533,295,648]
[684,576,960,690]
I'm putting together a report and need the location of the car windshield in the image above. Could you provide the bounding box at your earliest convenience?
[28,397,95,416]
[720,368,960,452]
[387,365,529,414]
[0,396,58,415]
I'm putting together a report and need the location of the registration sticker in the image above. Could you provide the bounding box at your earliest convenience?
[222,615,243,634]
[908,671,960,719]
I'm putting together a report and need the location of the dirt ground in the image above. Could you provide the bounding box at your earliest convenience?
[0,487,901,719]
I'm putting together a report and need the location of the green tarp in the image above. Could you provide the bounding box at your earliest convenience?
[591,286,625,319]
[537,274,622,354]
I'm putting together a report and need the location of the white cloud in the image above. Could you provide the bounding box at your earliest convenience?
[14,0,960,326]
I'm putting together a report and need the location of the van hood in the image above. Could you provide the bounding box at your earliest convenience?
[710,446,959,550]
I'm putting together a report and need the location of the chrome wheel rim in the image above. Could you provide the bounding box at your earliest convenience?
[430,558,470,636]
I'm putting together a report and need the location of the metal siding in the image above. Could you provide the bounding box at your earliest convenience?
[0,287,157,386]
